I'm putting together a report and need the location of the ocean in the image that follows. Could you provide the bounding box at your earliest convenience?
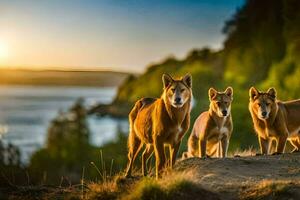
[0,85,128,163]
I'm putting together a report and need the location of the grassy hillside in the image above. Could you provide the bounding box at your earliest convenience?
[0,69,129,87]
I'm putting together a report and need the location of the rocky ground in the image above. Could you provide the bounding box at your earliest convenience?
[174,152,300,199]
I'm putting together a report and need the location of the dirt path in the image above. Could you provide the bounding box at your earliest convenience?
[174,152,300,199]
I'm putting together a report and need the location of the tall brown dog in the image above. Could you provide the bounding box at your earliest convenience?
[183,87,233,158]
[249,87,300,155]
[125,74,192,178]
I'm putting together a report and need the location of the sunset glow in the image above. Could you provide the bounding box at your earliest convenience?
[0,41,9,60]
[0,0,244,72]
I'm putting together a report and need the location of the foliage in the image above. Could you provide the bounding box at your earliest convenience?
[0,141,21,167]
[223,0,286,85]
[0,141,26,187]
[28,98,129,185]
[29,99,92,184]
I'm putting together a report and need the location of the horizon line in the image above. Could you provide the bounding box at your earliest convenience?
[0,66,139,74]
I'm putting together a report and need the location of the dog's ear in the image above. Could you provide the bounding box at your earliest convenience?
[225,87,233,98]
[182,74,192,88]
[267,87,277,100]
[249,87,259,100]
[209,87,218,101]
[162,74,173,89]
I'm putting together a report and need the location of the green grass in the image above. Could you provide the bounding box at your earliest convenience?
[122,178,166,200]
[121,172,219,200]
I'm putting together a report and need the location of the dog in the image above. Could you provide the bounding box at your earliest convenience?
[249,87,300,155]
[183,87,233,158]
[125,74,192,178]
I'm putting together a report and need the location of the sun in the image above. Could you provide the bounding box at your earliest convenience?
[0,41,9,59]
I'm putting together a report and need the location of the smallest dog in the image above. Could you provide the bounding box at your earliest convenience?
[183,87,233,158]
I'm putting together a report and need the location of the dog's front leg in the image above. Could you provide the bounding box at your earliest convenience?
[170,142,180,168]
[199,138,207,158]
[258,136,269,155]
[154,139,165,179]
[221,137,229,158]
[274,135,288,154]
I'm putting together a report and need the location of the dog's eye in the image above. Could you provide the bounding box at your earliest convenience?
[266,103,270,106]
[171,88,175,93]
[180,89,185,93]
[217,102,221,106]
[258,103,261,107]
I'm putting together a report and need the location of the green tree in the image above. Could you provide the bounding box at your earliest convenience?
[29,98,94,184]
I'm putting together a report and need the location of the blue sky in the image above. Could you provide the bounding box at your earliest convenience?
[0,0,245,72]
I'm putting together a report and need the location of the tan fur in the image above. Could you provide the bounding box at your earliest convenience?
[125,74,192,179]
[183,87,233,158]
[249,87,300,155]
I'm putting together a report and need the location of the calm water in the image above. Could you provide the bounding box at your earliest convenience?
[0,85,128,163]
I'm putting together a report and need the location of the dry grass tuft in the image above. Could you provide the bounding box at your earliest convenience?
[87,181,119,200]
[240,180,300,200]
[229,147,257,157]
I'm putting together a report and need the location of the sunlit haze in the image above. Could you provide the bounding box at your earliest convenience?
[0,0,244,72]
[0,40,9,59]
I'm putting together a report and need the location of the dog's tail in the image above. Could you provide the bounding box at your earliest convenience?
[129,101,142,128]
[182,127,199,159]
[128,100,143,145]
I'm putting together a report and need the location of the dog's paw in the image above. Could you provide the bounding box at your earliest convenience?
[291,149,300,153]
[271,152,282,155]
[124,174,133,179]
[199,155,211,159]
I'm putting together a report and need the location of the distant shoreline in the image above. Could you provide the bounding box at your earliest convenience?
[0,84,118,88]
[0,67,139,74]
[0,69,131,87]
